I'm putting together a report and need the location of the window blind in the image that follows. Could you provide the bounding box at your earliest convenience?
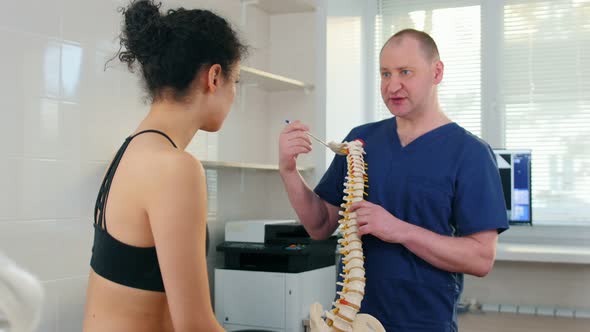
[503,0,590,223]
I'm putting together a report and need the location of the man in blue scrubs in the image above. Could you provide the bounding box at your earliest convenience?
[278,29,508,332]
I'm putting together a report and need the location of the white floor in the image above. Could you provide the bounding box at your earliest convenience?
[459,312,590,332]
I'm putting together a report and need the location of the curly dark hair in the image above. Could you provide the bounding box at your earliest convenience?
[114,0,247,101]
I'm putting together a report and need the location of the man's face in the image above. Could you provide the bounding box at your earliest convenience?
[379,37,441,118]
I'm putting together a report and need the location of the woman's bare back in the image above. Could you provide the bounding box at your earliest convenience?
[84,271,173,332]
[83,135,182,332]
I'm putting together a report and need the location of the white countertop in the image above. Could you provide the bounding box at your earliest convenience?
[496,225,590,264]
[496,242,590,264]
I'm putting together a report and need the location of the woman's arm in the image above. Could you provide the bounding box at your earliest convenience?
[146,152,223,332]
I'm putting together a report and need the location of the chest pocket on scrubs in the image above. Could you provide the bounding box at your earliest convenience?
[405,176,453,231]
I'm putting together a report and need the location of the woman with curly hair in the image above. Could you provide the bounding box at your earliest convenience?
[83,1,246,331]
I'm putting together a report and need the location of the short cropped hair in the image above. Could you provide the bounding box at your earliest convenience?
[382,28,440,62]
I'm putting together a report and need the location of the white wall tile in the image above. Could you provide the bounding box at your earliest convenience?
[19,159,82,220]
[0,0,62,38]
[53,161,83,219]
[2,33,62,99]
[0,89,24,157]
[61,42,84,103]
[57,102,82,160]
[56,277,88,332]
[23,98,61,159]
[80,162,109,219]
[42,42,62,100]
[83,47,124,106]
[61,0,121,47]
[33,277,89,332]
[0,30,26,157]
[0,220,92,281]
[35,282,59,332]
[0,158,24,221]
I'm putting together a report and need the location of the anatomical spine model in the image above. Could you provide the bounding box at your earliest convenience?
[310,140,385,332]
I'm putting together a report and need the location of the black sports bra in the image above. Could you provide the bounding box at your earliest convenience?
[90,129,208,292]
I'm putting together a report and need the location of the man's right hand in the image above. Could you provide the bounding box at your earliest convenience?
[278,120,312,173]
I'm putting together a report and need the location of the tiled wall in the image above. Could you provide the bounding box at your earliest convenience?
[0,1,320,331]
[1,1,139,331]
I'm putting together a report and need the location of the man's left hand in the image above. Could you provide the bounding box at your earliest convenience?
[349,201,410,244]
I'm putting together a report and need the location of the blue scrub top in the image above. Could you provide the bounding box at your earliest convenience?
[314,117,509,332]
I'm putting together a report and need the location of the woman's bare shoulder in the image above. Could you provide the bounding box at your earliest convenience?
[140,149,207,222]
[145,149,204,181]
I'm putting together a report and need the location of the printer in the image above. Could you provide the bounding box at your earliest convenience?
[214,220,337,332]
[217,219,337,273]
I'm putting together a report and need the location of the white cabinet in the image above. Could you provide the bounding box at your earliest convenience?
[215,266,335,332]
[216,269,287,329]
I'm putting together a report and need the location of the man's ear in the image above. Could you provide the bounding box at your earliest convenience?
[433,60,444,85]
[207,64,223,93]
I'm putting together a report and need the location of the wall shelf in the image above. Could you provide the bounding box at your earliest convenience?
[252,0,316,14]
[240,66,314,92]
[202,160,314,172]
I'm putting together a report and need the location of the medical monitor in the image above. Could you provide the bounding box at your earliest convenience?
[493,149,532,225]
